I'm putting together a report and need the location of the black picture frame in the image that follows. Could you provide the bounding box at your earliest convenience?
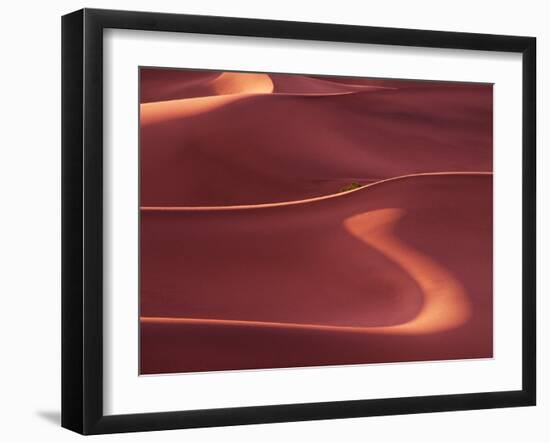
[62,8,537,435]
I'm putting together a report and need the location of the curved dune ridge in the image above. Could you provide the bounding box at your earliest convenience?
[343,208,470,334]
[140,70,492,206]
[140,171,491,211]
[140,172,493,374]
[142,206,470,336]
[140,69,389,103]
[211,72,274,95]
[139,74,386,127]
[140,69,493,374]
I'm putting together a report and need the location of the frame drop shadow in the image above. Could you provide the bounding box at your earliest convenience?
[36,410,61,426]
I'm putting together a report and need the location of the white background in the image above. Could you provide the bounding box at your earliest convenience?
[104,30,522,415]
[0,0,546,441]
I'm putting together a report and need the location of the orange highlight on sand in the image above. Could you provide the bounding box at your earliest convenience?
[344,208,471,334]
[142,206,471,336]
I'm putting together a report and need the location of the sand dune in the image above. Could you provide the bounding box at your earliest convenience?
[140,69,390,103]
[139,74,389,127]
[142,206,470,336]
[344,208,470,334]
[211,72,273,95]
[139,69,493,374]
[140,173,492,374]
[140,69,220,103]
[269,74,389,94]
[140,171,490,211]
[140,81,492,206]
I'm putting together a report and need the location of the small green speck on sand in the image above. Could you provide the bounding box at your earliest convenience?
[339,182,364,192]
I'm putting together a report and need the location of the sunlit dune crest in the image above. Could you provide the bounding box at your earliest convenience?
[140,76,493,206]
[140,71,396,127]
[140,72,273,126]
[140,84,378,126]
[141,207,470,336]
[140,94,247,126]
[140,171,492,211]
[211,72,274,95]
[344,208,471,334]
[140,173,493,373]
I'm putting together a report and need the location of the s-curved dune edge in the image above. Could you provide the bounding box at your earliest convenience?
[140,173,492,374]
[141,207,470,335]
[344,208,470,334]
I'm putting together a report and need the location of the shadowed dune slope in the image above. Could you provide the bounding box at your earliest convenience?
[140,173,493,374]
[140,69,220,102]
[140,82,492,206]
[308,75,488,90]
[268,74,389,94]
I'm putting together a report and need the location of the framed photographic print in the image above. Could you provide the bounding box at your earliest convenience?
[61,8,536,435]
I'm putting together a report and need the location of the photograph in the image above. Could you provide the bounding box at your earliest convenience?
[56,5,538,435]
[139,68,494,374]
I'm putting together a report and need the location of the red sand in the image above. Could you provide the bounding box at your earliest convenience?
[140,72,492,206]
[139,70,493,374]
[140,173,492,374]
